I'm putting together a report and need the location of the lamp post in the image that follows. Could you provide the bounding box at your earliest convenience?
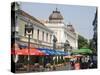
[64,40,70,54]
[64,40,71,70]
[25,20,33,72]
[53,35,57,50]
[53,35,57,65]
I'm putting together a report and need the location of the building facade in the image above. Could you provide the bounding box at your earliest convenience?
[44,8,78,51]
[12,2,53,49]
[11,3,78,72]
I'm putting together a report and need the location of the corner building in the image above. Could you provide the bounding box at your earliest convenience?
[44,8,78,51]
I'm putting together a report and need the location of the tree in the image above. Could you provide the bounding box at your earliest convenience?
[78,35,89,49]
[89,39,97,55]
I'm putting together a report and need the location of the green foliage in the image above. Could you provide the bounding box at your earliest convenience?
[78,35,89,49]
[88,39,95,52]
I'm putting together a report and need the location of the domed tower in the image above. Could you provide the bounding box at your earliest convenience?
[67,24,75,32]
[49,8,63,23]
[45,8,78,50]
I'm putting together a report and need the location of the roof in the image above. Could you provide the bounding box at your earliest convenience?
[49,8,63,20]
[19,9,45,26]
[16,9,53,33]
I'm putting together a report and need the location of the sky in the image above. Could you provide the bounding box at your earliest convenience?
[20,2,96,39]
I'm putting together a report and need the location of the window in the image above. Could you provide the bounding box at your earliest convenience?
[42,31,44,41]
[24,24,27,36]
[46,33,48,42]
[37,29,39,40]
[32,28,34,38]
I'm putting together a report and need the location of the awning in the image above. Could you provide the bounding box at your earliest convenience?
[72,48,92,55]
[37,48,68,56]
[11,48,68,56]
[56,50,68,56]
[37,48,55,55]
[11,48,45,55]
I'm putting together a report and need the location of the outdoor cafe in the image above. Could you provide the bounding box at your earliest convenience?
[11,47,68,72]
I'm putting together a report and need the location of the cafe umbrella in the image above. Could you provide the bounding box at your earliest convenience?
[11,48,45,55]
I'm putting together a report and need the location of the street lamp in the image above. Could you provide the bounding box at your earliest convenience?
[64,40,71,70]
[70,46,73,55]
[53,35,57,50]
[53,35,57,65]
[64,40,70,53]
[25,20,33,72]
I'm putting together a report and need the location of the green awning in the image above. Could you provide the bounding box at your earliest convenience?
[72,48,92,55]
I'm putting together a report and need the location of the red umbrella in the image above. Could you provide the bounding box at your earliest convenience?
[11,48,45,55]
[11,49,28,55]
[29,48,45,55]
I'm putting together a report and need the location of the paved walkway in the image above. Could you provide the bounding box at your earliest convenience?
[15,63,74,73]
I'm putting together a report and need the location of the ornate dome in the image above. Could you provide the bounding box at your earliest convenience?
[49,8,63,20]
